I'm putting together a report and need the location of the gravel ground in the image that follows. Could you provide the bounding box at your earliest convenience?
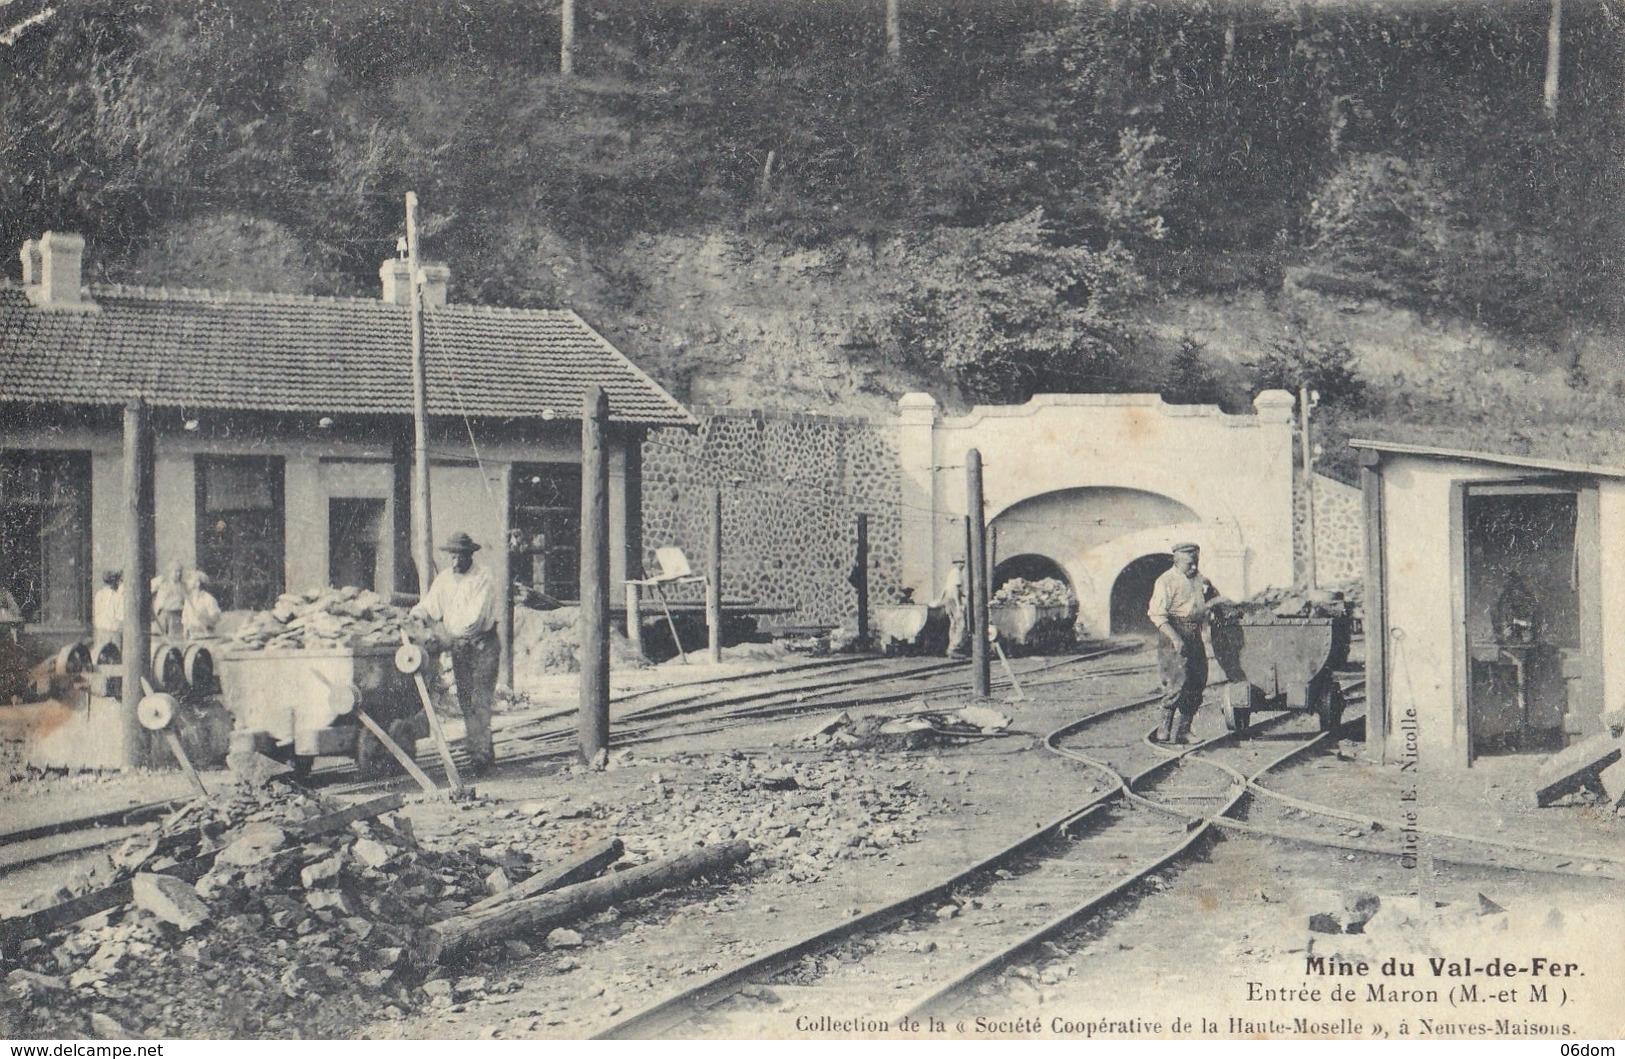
[4,650,1620,1040]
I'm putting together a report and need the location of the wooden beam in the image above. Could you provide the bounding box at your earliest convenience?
[579,385,611,761]
[464,837,623,914]
[121,399,153,768]
[405,192,435,596]
[967,449,990,697]
[416,840,750,965]
[0,851,215,952]
[707,486,723,665]
[1361,461,1388,762]
[287,792,407,840]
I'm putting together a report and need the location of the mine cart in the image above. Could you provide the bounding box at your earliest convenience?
[988,603,1075,656]
[216,644,427,778]
[1214,612,1353,734]
[874,604,948,657]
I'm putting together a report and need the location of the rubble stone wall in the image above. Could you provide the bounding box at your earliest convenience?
[641,409,904,630]
[1294,470,1364,589]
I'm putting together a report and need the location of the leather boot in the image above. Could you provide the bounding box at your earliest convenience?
[1173,712,1195,745]
[1154,710,1177,743]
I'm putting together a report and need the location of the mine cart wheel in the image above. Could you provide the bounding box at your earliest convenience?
[1315,682,1347,733]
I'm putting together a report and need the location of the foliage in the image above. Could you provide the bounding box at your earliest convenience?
[1250,313,1366,410]
[1160,334,1224,406]
[884,210,1137,403]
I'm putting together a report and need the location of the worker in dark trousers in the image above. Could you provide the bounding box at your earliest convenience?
[1147,542,1226,744]
[412,532,502,775]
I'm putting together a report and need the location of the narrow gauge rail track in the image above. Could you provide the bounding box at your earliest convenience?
[0,646,1144,866]
[320,644,1144,796]
[594,682,1353,1038]
[597,671,1623,1038]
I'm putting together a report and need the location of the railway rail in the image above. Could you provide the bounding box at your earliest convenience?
[595,670,1623,1038]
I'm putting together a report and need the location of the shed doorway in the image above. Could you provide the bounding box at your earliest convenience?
[1463,485,1584,758]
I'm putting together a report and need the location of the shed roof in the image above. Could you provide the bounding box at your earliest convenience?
[0,284,694,427]
[1351,437,1625,480]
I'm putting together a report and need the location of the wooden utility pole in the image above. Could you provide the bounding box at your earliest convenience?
[706,486,723,664]
[120,399,153,767]
[1544,0,1562,122]
[405,192,435,595]
[852,513,870,650]
[579,385,611,761]
[1300,385,1318,592]
[967,448,990,697]
[561,0,576,77]
[885,0,901,61]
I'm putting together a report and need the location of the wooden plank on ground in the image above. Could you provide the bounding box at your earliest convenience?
[465,837,623,914]
[0,853,216,952]
[287,793,406,840]
[1532,733,1623,807]
[417,840,750,965]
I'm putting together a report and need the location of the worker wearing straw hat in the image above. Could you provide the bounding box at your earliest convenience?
[412,532,502,775]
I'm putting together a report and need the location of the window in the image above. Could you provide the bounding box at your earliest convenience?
[196,455,285,610]
[0,451,91,625]
[511,463,581,602]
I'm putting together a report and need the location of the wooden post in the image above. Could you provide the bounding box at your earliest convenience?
[121,399,153,767]
[499,463,515,691]
[579,385,611,762]
[853,513,870,649]
[560,0,575,77]
[885,0,901,61]
[625,582,645,660]
[1544,0,1561,121]
[1299,384,1318,592]
[706,485,722,664]
[967,449,990,697]
[1360,451,1387,763]
[405,192,435,596]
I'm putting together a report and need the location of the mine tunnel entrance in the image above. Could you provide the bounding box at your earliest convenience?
[1110,553,1174,637]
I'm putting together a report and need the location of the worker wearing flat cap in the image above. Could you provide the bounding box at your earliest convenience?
[1147,542,1228,744]
[412,532,502,774]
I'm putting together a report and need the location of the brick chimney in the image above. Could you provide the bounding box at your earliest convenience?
[380,257,412,305]
[23,232,96,311]
[418,264,450,309]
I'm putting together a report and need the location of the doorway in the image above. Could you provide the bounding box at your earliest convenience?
[196,455,284,610]
[1463,486,1582,757]
[330,498,387,592]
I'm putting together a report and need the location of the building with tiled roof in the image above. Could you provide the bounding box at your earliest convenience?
[1,232,692,648]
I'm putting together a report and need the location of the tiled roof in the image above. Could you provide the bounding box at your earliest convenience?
[0,284,694,426]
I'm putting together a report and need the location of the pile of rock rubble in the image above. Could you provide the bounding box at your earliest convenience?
[0,784,531,1039]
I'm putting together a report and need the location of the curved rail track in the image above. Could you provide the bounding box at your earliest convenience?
[595,670,1625,1038]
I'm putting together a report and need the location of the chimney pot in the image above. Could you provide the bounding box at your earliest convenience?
[29,233,95,311]
[419,263,450,310]
[380,258,413,306]
[20,239,41,286]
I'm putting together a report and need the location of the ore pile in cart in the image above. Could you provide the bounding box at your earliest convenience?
[1212,592,1354,735]
[215,587,434,779]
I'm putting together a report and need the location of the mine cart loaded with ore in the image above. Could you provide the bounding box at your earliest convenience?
[216,587,439,779]
[1211,589,1356,735]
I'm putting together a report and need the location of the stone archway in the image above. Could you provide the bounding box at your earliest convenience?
[1110,553,1174,637]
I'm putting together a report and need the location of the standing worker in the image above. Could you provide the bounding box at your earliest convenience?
[92,569,125,663]
[935,558,968,658]
[151,561,188,641]
[411,532,502,776]
[1147,542,1227,744]
[182,571,222,640]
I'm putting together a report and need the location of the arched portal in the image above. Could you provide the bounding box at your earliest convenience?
[992,553,1071,595]
[1110,553,1173,637]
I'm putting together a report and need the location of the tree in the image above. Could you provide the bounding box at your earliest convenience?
[1161,334,1224,405]
[1250,313,1365,409]
[885,209,1138,403]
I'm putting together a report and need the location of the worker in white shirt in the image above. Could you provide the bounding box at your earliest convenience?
[182,571,222,640]
[92,569,126,663]
[1147,542,1227,745]
[151,561,187,640]
[411,532,502,775]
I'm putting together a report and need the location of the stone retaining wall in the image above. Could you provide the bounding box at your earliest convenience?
[641,410,903,631]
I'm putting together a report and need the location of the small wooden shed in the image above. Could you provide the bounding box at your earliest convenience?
[1354,439,1622,768]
